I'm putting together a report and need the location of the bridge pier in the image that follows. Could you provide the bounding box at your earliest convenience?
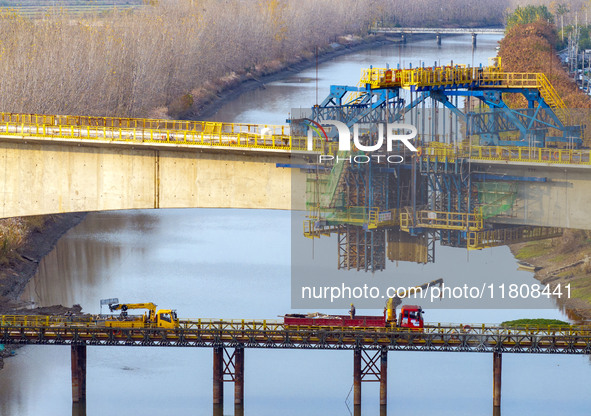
[401,33,407,44]
[379,348,387,416]
[213,346,245,416]
[213,347,223,415]
[71,344,86,403]
[235,347,245,416]
[493,352,502,409]
[353,348,388,415]
[472,33,477,48]
[436,34,441,46]
[353,349,361,415]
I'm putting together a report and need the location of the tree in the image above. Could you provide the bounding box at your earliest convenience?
[507,5,555,30]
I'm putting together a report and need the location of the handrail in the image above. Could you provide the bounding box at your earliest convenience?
[0,111,321,152]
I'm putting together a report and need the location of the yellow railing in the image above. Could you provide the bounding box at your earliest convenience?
[0,112,323,152]
[358,62,569,123]
[469,145,591,165]
[4,315,591,337]
[360,63,503,89]
[400,209,483,231]
[467,226,563,250]
[419,142,591,165]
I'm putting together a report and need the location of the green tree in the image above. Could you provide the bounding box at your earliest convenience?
[507,5,554,30]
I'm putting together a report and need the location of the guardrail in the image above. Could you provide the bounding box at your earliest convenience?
[0,112,321,152]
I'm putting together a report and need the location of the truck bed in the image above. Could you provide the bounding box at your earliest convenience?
[284,314,385,328]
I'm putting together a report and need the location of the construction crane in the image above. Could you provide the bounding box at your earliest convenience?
[385,278,444,328]
[107,302,179,329]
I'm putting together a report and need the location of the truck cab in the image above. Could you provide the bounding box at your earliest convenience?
[398,305,424,329]
[156,309,179,329]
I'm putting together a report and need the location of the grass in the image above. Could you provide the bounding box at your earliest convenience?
[514,240,553,260]
[570,277,591,304]
[500,318,571,328]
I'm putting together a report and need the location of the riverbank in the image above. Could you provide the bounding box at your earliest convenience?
[0,213,86,310]
[510,234,591,321]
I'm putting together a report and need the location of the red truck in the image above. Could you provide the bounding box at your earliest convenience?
[285,279,443,330]
[284,304,426,329]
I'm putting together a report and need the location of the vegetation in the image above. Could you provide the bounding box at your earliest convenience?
[377,0,508,28]
[501,318,572,328]
[0,0,385,118]
[498,19,591,144]
[507,5,554,29]
[0,216,47,266]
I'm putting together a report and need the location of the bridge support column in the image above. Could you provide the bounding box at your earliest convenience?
[380,348,387,416]
[472,33,477,48]
[213,346,245,416]
[401,33,406,44]
[353,348,362,415]
[235,347,245,416]
[493,352,502,408]
[71,344,86,403]
[436,34,441,46]
[213,346,224,415]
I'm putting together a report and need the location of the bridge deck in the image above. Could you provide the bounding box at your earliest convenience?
[371,27,505,35]
[2,316,590,353]
[0,111,589,166]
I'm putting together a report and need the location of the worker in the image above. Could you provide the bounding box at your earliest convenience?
[349,303,356,318]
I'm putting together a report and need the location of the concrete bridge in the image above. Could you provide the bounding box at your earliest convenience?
[370,26,504,46]
[0,112,590,231]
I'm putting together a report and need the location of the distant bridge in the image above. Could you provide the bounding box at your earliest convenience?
[370,26,505,46]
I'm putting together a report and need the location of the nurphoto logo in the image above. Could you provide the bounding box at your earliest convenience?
[305,120,419,164]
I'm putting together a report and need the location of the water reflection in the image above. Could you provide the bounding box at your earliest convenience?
[22,212,156,308]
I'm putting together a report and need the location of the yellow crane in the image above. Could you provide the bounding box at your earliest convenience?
[106,302,179,329]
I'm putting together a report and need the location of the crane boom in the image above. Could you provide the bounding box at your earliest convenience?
[108,303,157,313]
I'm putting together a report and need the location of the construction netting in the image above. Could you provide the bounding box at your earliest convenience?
[475,182,517,219]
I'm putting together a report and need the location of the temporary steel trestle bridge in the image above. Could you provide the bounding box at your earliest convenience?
[2,316,590,414]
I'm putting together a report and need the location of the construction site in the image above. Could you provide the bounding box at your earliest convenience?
[295,57,583,272]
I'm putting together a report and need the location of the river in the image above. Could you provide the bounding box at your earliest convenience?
[1,35,590,416]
